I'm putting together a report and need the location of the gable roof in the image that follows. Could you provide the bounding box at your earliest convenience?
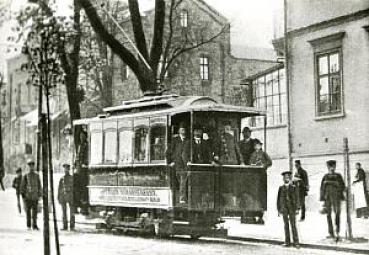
[189,0,229,25]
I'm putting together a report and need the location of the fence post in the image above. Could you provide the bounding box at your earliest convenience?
[343,137,353,239]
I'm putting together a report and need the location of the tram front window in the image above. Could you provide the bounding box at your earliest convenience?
[134,127,149,162]
[150,125,166,161]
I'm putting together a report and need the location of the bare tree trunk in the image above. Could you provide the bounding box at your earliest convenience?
[0,75,4,190]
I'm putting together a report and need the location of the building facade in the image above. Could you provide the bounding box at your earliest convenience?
[3,54,70,173]
[266,0,369,211]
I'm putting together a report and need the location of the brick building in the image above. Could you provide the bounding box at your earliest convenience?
[106,0,277,106]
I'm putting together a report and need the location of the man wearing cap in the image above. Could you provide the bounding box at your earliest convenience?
[294,160,309,221]
[249,139,272,168]
[12,168,23,214]
[20,159,42,230]
[58,163,75,230]
[277,171,300,248]
[166,122,190,203]
[320,160,345,239]
[192,125,212,164]
[214,121,243,165]
[239,127,256,165]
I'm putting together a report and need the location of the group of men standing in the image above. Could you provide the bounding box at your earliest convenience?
[12,160,76,231]
[166,122,272,203]
[277,159,350,248]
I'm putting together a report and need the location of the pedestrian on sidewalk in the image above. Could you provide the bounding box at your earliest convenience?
[20,159,42,230]
[293,160,309,221]
[353,162,369,218]
[277,171,300,248]
[12,168,23,214]
[58,163,75,231]
[320,160,345,240]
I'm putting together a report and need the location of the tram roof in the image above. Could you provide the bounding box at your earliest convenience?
[74,95,266,125]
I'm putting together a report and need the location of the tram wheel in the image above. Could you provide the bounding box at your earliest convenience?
[190,234,201,240]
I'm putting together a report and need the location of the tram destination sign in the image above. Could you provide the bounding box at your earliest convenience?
[88,186,172,209]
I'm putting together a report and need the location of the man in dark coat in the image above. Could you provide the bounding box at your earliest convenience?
[320,160,345,239]
[20,159,42,230]
[166,123,190,203]
[192,125,213,164]
[239,127,255,165]
[294,160,309,221]
[277,171,300,248]
[12,168,23,214]
[214,121,243,165]
[58,163,75,230]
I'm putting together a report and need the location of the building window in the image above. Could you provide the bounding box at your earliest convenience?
[200,55,209,81]
[180,10,188,28]
[316,50,342,115]
[121,62,128,81]
[251,68,286,127]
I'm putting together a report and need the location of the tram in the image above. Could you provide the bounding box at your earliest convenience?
[74,95,267,238]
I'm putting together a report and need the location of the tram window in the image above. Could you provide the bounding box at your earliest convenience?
[118,120,133,164]
[103,122,117,164]
[104,131,117,163]
[150,125,166,161]
[119,130,133,164]
[134,127,149,162]
[90,132,103,165]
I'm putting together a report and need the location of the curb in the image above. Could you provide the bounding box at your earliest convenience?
[227,236,369,254]
[54,217,369,254]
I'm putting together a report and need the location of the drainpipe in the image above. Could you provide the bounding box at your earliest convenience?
[284,0,293,172]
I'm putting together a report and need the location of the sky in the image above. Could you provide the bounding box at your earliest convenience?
[0,0,280,76]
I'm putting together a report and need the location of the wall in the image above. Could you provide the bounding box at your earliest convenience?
[287,0,369,31]
[289,17,369,159]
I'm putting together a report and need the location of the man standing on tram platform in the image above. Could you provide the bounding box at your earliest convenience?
[192,125,212,164]
[214,121,244,165]
[166,122,190,203]
[239,127,256,165]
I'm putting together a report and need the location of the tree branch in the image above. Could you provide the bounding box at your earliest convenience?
[79,0,141,77]
[149,0,165,72]
[128,0,149,61]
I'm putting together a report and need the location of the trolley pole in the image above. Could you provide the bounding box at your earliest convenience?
[284,0,293,172]
[343,137,353,239]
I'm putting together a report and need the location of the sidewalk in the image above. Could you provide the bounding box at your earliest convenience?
[224,211,369,253]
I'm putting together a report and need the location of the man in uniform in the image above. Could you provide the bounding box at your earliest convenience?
[12,168,23,214]
[58,163,75,231]
[277,171,300,248]
[166,123,190,203]
[320,160,345,239]
[20,159,42,230]
[192,125,212,164]
[214,121,244,165]
[239,127,255,165]
[294,160,309,221]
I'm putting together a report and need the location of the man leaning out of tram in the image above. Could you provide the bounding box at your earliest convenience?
[249,139,272,169]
